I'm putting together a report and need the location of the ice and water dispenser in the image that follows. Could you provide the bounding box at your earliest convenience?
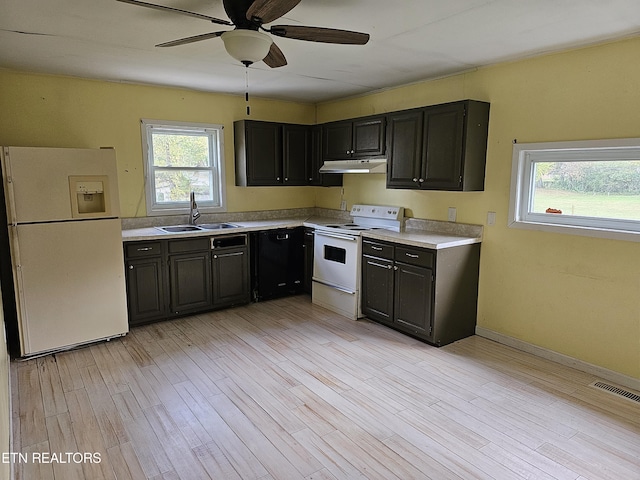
[68,175,112,218]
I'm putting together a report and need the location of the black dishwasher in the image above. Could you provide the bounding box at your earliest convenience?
[251,227,304,301]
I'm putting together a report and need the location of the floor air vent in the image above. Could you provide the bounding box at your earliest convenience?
[590,381,640,403]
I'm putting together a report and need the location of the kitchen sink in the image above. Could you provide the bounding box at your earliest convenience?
[197,223,239,230]
[156,225,203,233]
[155,223,240,233]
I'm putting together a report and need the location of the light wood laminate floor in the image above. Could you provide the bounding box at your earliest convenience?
[11,295,640,480]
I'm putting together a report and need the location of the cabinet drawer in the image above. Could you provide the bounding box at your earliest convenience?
[168,238,209,254]
[125,241,162,258]
[395,246,434,268]
[363,240,394,259]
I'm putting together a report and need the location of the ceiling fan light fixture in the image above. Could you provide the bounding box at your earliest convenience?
[221,30,273,65]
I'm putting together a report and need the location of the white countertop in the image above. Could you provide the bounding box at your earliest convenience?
[123,216,481,249]
[362,229,481,249]
[121,219,305,242]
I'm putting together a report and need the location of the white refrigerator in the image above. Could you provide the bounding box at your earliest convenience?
[1,146,128,357]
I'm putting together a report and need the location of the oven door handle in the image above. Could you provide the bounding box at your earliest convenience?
[312,278,356,295]
[315,231,358,242]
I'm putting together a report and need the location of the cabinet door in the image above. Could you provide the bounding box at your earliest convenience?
[169,251,212,314]
[361,255,394,324]
[126,257,166,325]
[309,126,342,186]
[421,102,465,190]
[287,227,305,292]
[245,121,282,185]
[394,262,433,336]
[352,116,385,157]
[212,247,250,307]
[322,121,353,160]
[303,228,314,293]
[386,109,424,188]
[282,124,309,185]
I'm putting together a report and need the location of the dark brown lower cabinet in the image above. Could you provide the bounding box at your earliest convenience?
[126,256,166,325]
[361,238,480,346]
[212,245,250,308]
[393,261,433,335]
[303,227,314,294]
[124,234,250,326]
[361,254,394,325]
[124,241,167,326]
[169,251,212,315]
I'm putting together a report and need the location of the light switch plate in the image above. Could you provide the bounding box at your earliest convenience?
[448,207,457,222]
[487,211,496,226]
[340,200,347,211]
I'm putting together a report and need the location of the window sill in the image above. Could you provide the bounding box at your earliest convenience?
[508,219,640,243]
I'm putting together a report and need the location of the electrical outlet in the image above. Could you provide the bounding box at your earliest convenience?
[487,211,496,226]
[340,200,347,211]
[448,207,457,222]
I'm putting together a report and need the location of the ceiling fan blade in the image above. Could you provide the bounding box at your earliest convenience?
[116,0,232,26]
[247,0,301,24]
[156,31,225,47]
[270,25,370,44]
[263,42,287,68]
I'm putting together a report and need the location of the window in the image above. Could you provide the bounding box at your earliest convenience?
[509,138,640,242]
[141,119,226,215]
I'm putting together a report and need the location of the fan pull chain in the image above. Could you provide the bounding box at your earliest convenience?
[245,65,250,116]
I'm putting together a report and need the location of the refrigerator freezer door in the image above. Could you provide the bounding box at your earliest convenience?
[3,147,120,224]
[12,218,128,355]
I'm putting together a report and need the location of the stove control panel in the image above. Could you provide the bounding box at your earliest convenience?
[350,204,404,221]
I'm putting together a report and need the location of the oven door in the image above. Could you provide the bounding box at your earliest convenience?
[313,230,360,293]
[312,230,361,319]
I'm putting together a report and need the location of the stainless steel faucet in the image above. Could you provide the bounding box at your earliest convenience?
[189,191,200,225]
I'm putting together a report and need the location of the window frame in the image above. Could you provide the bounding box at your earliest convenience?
[141,119,226,216]
[508,138,640,242]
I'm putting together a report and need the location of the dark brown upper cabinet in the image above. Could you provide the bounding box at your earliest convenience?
[308,126,343,187]
[235,120,283,186]
[235,120,342,187]
[282,124,310,186]
[387,100,489,191]
[322,115,386,160]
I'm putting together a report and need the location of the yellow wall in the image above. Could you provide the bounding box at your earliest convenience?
[318,37,640,380]
[0,35,639,381]
[0,70,318,217]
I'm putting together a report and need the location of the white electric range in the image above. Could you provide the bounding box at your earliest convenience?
[309,205,404,319]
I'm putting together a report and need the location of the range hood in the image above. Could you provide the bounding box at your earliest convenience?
[319,158,387,174]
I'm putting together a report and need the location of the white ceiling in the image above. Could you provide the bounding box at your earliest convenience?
[2,0,640,103]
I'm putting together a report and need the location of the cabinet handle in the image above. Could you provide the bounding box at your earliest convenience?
[412,178,418,182]
[276,177,281,181]
[214,252,244,259]
[346,150,350,155]
[405,252,419,258]
[393,266,398,271]
[350,150,355,155]
[137,247,153,252]
[284,177,289,181]
[419,178,424,182]
[128,265,134,270]
[368,261,392,269]
[371,246,383,251]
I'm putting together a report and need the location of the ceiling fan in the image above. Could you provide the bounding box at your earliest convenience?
[116,0,370,68]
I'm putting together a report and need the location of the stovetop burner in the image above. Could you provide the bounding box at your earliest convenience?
[325,224,373,231]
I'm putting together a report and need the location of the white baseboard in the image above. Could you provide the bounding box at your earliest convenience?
[475,326,640,392]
